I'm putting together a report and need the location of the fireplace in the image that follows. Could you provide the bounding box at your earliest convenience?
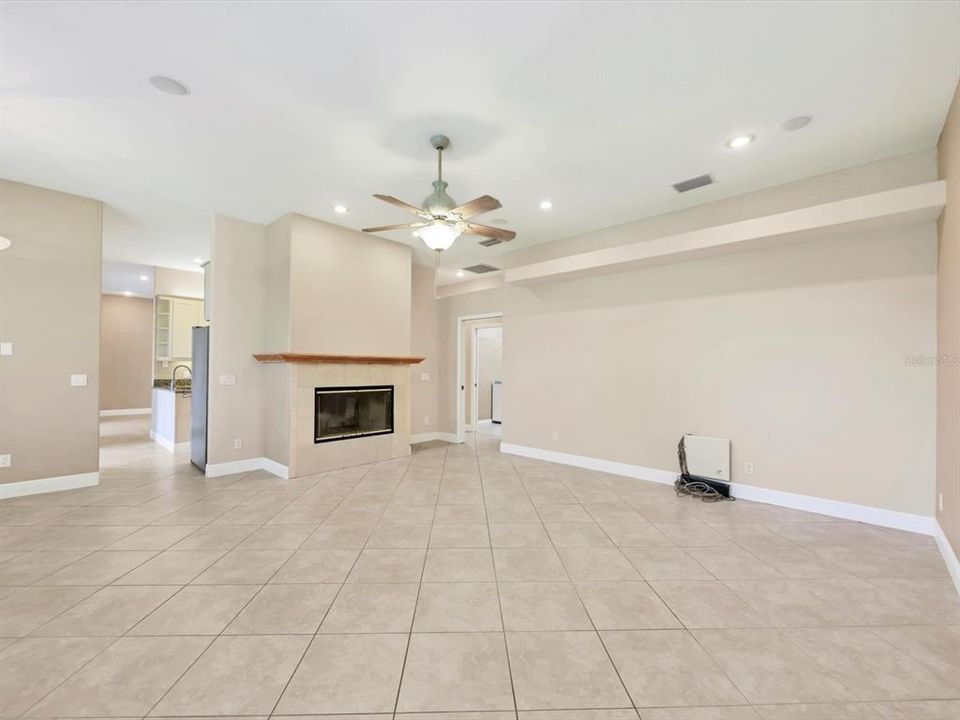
[314,385,394,443]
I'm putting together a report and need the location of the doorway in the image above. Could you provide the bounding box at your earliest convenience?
[456,313,503,442]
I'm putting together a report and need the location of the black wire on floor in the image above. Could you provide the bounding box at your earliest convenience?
[674,435,734,503]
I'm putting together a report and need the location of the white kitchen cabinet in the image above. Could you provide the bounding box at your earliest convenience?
[157,295,205,361]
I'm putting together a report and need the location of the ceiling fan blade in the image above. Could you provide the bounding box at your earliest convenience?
[373,194,432,219]
[362,222,428,233]
[459,222,517,241]
[449,195,501,219]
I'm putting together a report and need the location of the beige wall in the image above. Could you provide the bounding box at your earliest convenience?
[100,294,153,411]
[0,180,102,485]
[411,263,440,436]
[155,266,203,299]
[937,82,960,553]
[207,214,267,466]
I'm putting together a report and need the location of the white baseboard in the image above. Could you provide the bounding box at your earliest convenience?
[500,443,678,485]
[100,408,150,417]
[410,431,460,445]
[149,431,188,454]
[934,523,960,596]
[500,442,936,535]
[0,471,99,499]
[205,457,289,480]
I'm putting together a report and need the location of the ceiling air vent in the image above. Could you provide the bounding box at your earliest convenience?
[672,174,714,193]
[462,263,500,274]
[478,238,502,247]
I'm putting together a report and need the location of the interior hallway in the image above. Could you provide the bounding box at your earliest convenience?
[0,416,958,718]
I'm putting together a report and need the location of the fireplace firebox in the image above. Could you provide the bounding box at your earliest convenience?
[314,385,394,443]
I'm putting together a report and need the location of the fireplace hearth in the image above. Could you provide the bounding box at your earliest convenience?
[314,385,394,443]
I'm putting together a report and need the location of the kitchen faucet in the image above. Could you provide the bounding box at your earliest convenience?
[172,364,192,382]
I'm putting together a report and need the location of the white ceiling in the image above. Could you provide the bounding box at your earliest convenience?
[101,261,156,298]
[1,1,957,285]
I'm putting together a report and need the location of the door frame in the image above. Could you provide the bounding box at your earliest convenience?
[455,312,503,443]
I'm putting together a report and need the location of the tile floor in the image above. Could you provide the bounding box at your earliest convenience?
[0,416,958,719]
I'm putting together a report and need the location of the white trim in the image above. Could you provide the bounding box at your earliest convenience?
[100,408,150,417]
[933,522,960,596]
[410,431,460,445]
[501,443,677,485]
[204,457,288,479]
[0,472,99,499]
[149,431,188,454]
[500,442,938,536]
[478,419,494,426]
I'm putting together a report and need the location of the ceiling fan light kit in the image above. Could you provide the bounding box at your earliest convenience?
[363,134,517,254]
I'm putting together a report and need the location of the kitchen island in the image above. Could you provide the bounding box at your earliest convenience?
[150,379,191,453]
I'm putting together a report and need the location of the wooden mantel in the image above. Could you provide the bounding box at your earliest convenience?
[253,352,425,365]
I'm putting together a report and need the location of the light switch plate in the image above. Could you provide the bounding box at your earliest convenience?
[0,342,11,356]
[219,374,236,386]
[70,374,88,387]
[420,372,430,381]
[0,454,10,468]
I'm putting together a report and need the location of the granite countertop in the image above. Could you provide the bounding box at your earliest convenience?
[153,378,192,395]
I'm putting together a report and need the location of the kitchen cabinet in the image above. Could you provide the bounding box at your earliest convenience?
[156,295,204,360]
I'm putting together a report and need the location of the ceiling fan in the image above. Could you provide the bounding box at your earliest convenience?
[363,134,516,251]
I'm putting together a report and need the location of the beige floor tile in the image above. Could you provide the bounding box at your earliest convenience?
[429,522,491,547]
[192,549,293,584]
[0,551,90,585]
[0,585,97,636]
[870,625,960,687]
[520,711,641,720]
[225,583,339,634]
[38,551,157,585]
[397,632,515,712]
[150,635,309,716]
[29,636,211,717]
[302,522,374,548]
[507,630,630,710]
[114,550,224,585]
[367,523,432,548]
[130,584,259,635]
[621,547,713,580]
[536,504,594,523]
[723,580,858,627]
[34,585,178,636]
[493,547,569,581]
[271,548,359,583]
[434,504,487,523]
[413,582,502,632]
[268,504,336,524]
[601,522,674,547]
[786,627,960,701]
[347,548,425,582]
[499,581,592,631]
[693,628,857,704]
[401,713,515,720]
[684,548,784,580]
[423,548,496,581]
[557,547,641,581]
[276,633,408,714]
[545,522,614,547]
[638,707,760,719]
[320,582,418,633]
[577,581,681,629]
[235,524,316,549]
[652,522,735,547]
[486,502,540,523]
[0,636,113,716]
[489,523,552,547]
[601,629,746,707]
[741,545,850,579]
[106,525,200,551]
[869,578,960,625]
[755,703,880,719]
[869,699,960,719]
[170,524,255,550]
[651,581,769,628]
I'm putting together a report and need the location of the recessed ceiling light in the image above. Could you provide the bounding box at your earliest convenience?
[139,275,149,281]
[333,204,348,214]
[539,200,553,210]
[149,75,190,96]
[0,235,10,251]
[726,134,755,149]
[123,291,133,297]
[192,257,204,265]
[782,115,813,132]
[456,270,465,278]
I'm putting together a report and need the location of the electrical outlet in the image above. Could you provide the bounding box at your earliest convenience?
[234,439,243,450]
[744,462,754,475]
[423,416,430,426]
[0,454,10,468]
[939,493,944,512]
[70,374,87,387]
[551,431,560,443]
[420,372,430,381]
[0,342,12,356]
[219,374,236,386]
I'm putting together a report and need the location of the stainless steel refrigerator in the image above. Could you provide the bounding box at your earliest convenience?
[190,326,209,472]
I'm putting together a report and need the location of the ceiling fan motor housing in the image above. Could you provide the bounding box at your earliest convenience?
[423,180,456,217]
